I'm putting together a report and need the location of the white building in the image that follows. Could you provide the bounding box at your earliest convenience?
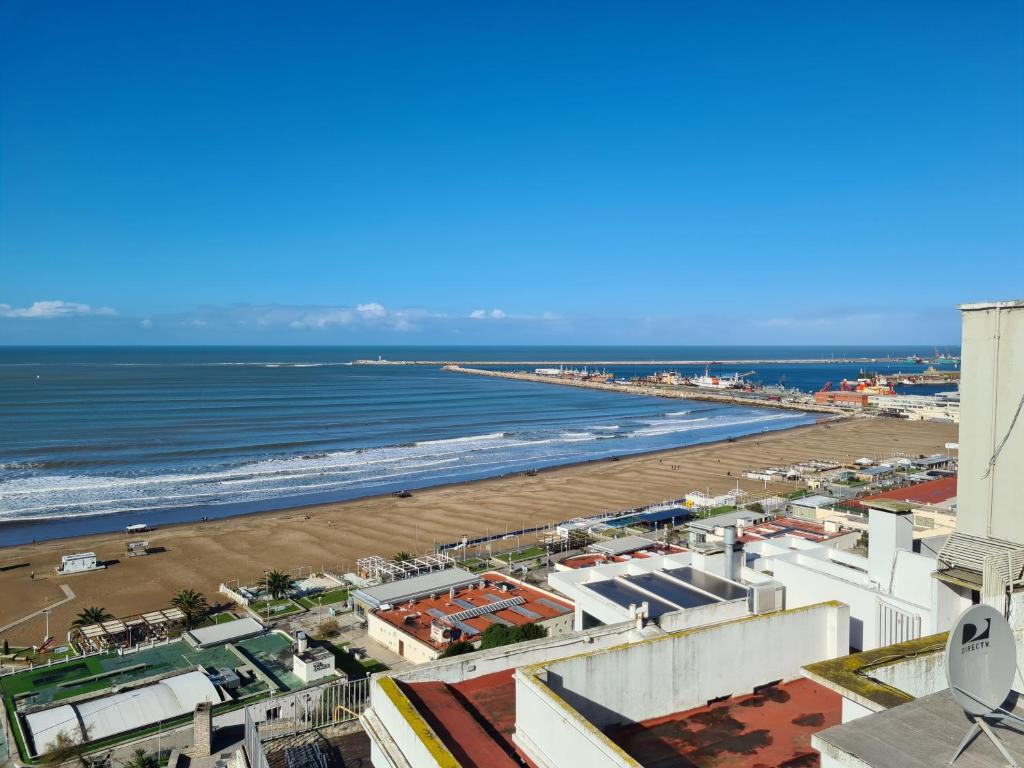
[56,552,103,574]
[362,601,850,768]
[753,501,968,651]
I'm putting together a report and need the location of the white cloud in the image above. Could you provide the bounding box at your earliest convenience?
[0,300,117,319]
[470,308,508,319]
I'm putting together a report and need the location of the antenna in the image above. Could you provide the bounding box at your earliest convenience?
[945,604,1022,767]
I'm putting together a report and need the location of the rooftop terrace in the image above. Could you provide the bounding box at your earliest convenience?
[400,670,528,768]
[606,678,841,768]
[373,572,572,648]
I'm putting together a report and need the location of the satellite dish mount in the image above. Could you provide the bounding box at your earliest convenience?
[946,604,1024,767]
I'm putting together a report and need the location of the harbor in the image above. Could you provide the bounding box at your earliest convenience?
[356,355,956,366]
[443,364,848,414]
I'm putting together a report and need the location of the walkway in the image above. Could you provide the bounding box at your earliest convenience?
[0,583,75,634]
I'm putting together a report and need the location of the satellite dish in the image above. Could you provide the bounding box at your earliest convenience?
[946,603,1016,716]
[946,604,1022,766]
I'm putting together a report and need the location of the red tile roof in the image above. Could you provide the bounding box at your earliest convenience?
[738,516,851,545]
[373,572,572,649]
[402,670,535,768]
[606,678,841,767]
[859,476,957,506]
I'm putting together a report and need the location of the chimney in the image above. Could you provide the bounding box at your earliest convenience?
[295,631,307,654]
[867,504,914,588]
[722,526,738,582]
[191,702,212,758]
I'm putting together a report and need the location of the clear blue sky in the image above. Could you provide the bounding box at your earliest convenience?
[1,1,1021,344]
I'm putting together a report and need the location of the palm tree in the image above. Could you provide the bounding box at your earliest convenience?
[392,551,413,563]
[121,748,159,768]
[170,589,208,629]
[260,570,296,600]
[73,606,113,627]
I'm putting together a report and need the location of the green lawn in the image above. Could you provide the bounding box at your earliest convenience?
[249,597,304,618]
[297,587,349,609]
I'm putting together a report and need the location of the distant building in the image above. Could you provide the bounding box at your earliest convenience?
[814,391,870,407]
[56,552,103,574]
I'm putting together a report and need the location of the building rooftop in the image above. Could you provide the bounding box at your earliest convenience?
[372,572,572,649]
[400,670,528,768]
[790,494,840,508]
[352,566,478,609]
[591,535,661,556]
[688,509,773,533]
[184,616,265,648]
[561,541,687,569]
[605,678,841,768]
[857,476,957,507]
[738,516,851,545]
[814,689,1024,768]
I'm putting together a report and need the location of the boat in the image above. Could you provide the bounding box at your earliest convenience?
[688,366,752,390]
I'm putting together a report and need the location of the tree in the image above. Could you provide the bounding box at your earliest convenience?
[260,570,296,600]
[438,640,475,658]
[73,606,113,627]
[478,623,547,650]
[392,551,413,563]
[170,589,209,629]
[121,748,159,768]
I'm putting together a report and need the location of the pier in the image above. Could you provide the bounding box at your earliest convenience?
[355,357,914,366]
[443,365,849,415]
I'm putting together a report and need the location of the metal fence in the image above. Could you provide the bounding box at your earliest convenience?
[243,677,370,768]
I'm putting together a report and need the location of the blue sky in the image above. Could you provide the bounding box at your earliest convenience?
[1,1,1021,345]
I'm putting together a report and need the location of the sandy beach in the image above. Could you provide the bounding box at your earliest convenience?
[0,417,956,646]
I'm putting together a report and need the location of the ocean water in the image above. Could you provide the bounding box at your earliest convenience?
[0,346,955,545]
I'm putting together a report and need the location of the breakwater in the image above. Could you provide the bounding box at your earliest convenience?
[444,365,847,415]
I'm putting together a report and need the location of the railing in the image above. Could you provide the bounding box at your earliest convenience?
[243,677,370,768]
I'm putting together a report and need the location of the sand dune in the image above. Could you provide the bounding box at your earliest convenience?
[0,417,957,646]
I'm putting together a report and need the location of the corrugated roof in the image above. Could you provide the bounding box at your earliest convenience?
[353,567,478,608]
[590,535,658,556]
[184,616,265,648]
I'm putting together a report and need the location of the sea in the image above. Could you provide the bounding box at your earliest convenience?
[0,345,958,545]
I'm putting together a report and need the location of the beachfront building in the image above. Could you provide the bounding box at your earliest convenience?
[366,572,574,663]
[360,600,850,768]
[350,566,479,616]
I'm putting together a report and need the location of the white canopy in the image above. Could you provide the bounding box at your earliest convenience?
[26,671,219,756]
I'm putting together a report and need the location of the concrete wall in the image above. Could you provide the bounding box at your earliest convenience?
[530,602,849,732]
[364,678,453,768]
[366,613,439,665]
[656,599,748,633]
[958,301,1024,543]
[768,547,939,651]
[514,671,639,768]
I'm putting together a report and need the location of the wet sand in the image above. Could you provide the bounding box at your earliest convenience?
[0,417,956,646]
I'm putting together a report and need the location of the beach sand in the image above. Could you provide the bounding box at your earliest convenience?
[0,417,956,646]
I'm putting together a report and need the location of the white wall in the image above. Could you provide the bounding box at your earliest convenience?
[366,613,439,664]
[514,671,639,768]
[527,602,849,732]
[770,551,932,651]
[958,301,1024,544]
[656,599,748,633]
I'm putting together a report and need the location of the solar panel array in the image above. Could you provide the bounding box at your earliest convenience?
[445,595,526,623]
[481,592,543,619]
[426,607,479,636]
